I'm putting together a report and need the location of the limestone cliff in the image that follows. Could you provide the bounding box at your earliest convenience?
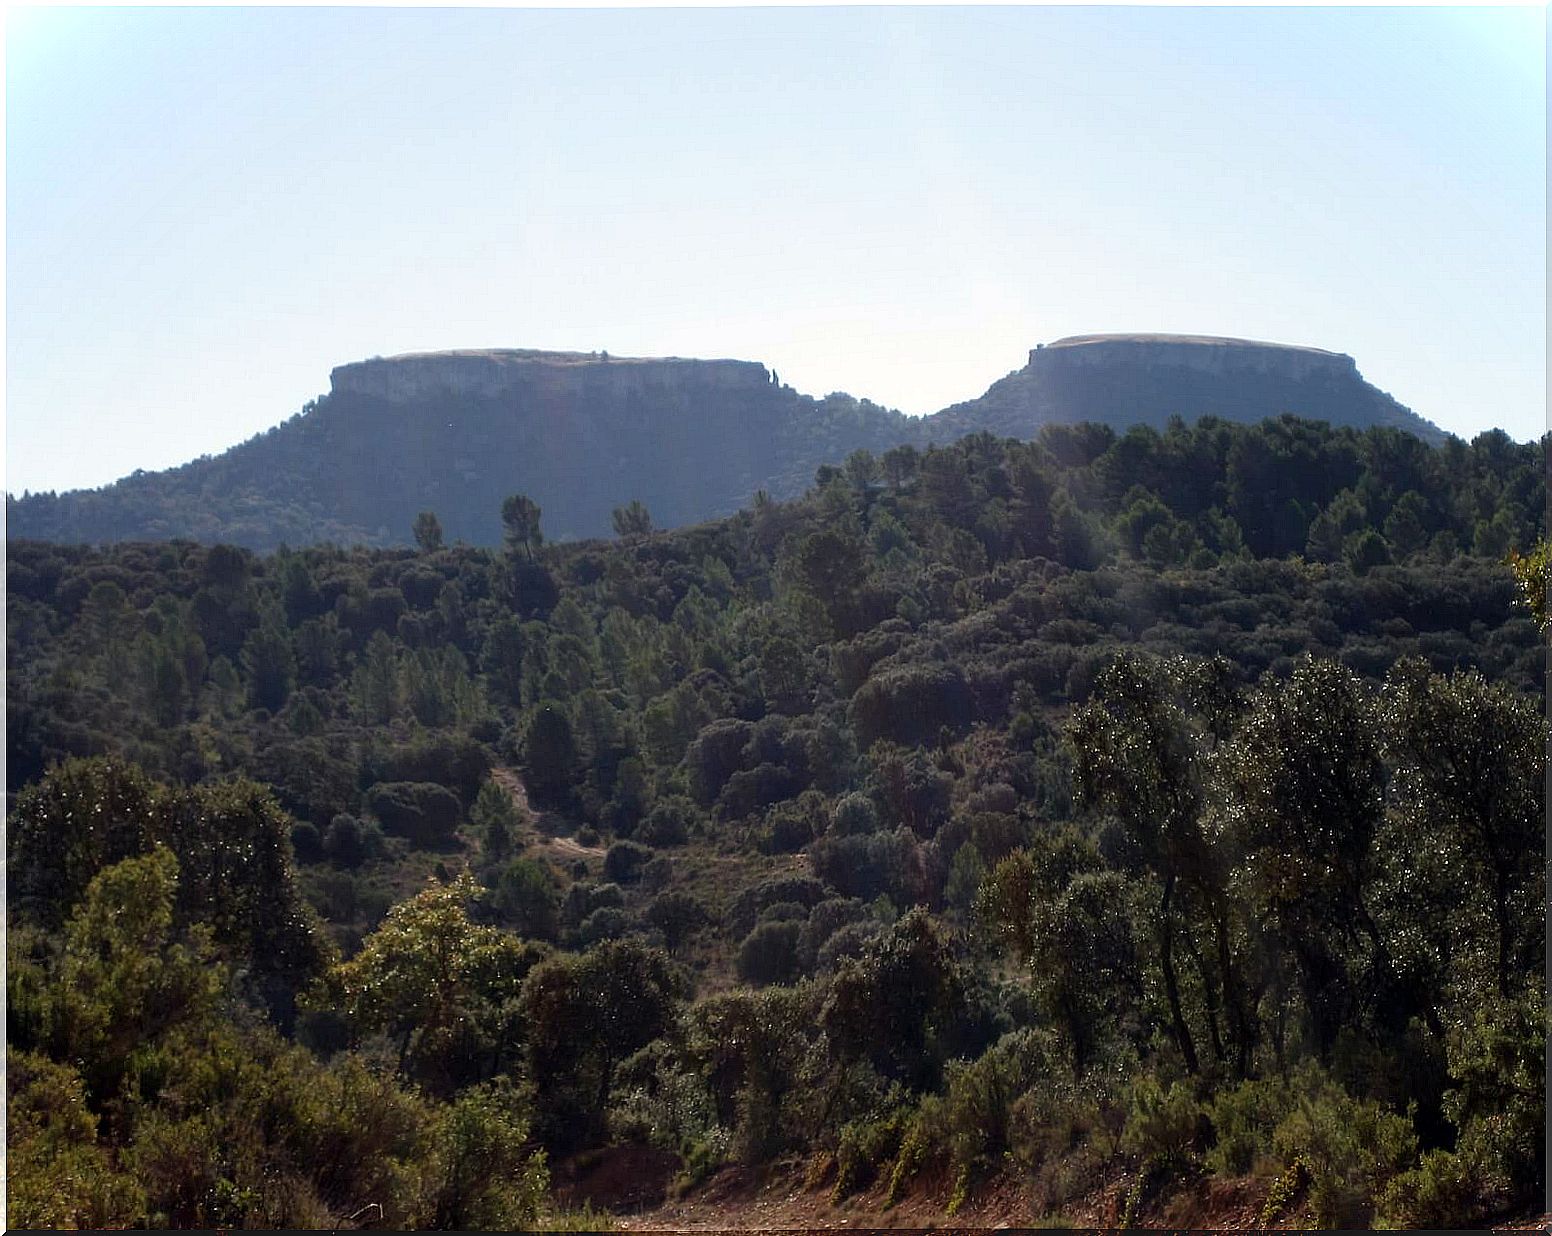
[330,350,772,404]
[1036,334,1357,381]
[926,333,1444,445]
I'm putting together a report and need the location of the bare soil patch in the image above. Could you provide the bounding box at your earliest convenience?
[489,765,606,861]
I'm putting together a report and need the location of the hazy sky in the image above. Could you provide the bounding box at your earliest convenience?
[7,5,1546,495]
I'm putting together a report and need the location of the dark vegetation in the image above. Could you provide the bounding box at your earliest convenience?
[7,414,1547,1228]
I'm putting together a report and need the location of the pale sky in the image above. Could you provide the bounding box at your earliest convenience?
[6,5,1546,495]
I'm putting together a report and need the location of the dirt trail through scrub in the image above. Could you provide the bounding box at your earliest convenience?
[489,766,606,860]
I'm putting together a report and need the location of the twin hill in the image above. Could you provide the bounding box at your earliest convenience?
[7,334,1447,550]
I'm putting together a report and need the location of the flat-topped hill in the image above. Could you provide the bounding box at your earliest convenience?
[1043,331,1348,354]
[331,351,771,403]
[8,333,1451,548]
[928,332,1441,445]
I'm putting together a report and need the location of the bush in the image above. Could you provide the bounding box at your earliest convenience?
[419,1080,549,1229]
[6,1050,143,1229]
[1205,1074,1296,1176]
[603,840,652,884]
[942,1029,1055,1176]
[644,892,709,949]
[760,800,817,854]
[587,882,626,912]
[1375,1148,1482,1229]
[363,731,491,807]
[1120,1076,1204,1168]
[716,762,801,820]
[831,792,880,836]
[1441,988,1545,1209]
[1268,1064,1419,1228]
[815,920,883,971]
[492,859,559,940]
[638,798,694,848]
[798,898,866,967]
[562,882,624,928]
[323,814,367,868]
[365,782,461,847]
[686,718,754,805]
[809,828,921,903]
[832,1109,908,1202]
[1005,1072,1123,1210]
[725,875,827,938]
[578,906,629,945]
[850,664,973,747]
[735,920,803,986]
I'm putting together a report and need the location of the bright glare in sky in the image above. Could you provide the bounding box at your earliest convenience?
[6,5,1546,495]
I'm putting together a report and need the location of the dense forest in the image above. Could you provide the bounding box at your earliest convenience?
[8,413,1547,1229]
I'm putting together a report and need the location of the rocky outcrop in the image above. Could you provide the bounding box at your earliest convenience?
[1033,334,1358,382]
[330,350,772,404]
[927,333,1444,445]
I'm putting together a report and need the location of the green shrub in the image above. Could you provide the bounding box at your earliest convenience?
[886,1096,945,1206]
[418,1080,549,1229]
[1268,1064,1419,1228]
[603,840,651,883]
[943,1029,1054,1176]
[832,1109,907,1202]
[832,792,880,836]
[323,813,368,867]
[760,801,816,853]
[1375,1148,1482,1229]
[643,891,708,949]
[492,858,559,940]
[365,781,461,847]
[1205,1073,1296,1176]
[577,906,629,945]
[6,1050,143,1229]
[1442,987,1545,1210]
[1005,1067,1125,1212]
[639,797,695,847]
[736,920,803,986]
[1119,1076,1202,1168]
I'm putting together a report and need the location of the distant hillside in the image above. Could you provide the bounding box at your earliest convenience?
[7,335,1450,549]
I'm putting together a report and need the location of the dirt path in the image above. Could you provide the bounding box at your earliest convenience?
[489,766,606,861]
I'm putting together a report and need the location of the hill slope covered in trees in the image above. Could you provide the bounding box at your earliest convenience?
[7,415,1545,1229]
[7,335,1448,550]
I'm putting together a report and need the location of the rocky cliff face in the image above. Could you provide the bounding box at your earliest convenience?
[330,350,772,404]
[1032,334,1358,382]
[927,333,1443,444]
